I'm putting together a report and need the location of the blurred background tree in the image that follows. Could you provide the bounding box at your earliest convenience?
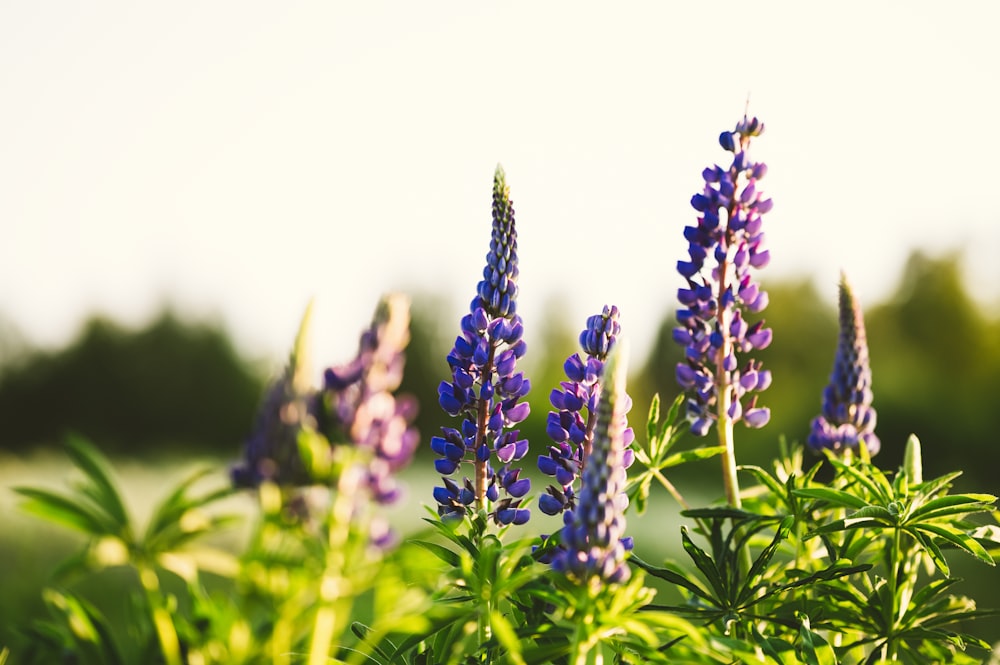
[0,310,265,456]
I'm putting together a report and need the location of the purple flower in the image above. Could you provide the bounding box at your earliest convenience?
[674,115,773,436]
[808,274,880,456]
[320,294,420,505]
[537,306,634,516]
[432,165,532,526]
[551,344,632,585]
[231,309,316,489]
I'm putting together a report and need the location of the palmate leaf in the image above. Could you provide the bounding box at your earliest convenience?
[826,457,895,505]
[15,437,135,540]
[911,522,995,566]
[64,436,131,531]
[910,528,952,576]
[40,588,125,665]
[143,467,233,543]
[680,526,730,603]
[792,487,869,511]
[907,493,997,522]
[739,517,793,605]
[141,474,238,557]
[410,540,462,568]
[14,487,116,537]
[629,555,715,604]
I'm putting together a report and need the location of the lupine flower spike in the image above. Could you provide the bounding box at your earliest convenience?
[538,305,635,517]
[673,115,774,507]
[807,273,880,457]
[231,301,317,489]
[320,294,420,510]
[553,342,632,586]
[433,165,532,526]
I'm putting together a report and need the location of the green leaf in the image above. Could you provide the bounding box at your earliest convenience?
[796,613,836,665]
[410,540,462,568]
[489,611,524,665]
[907,493,997,522]
[828,458,892,503]
[630,555,715,604]
[660,446,726,468]
[680,526,728,603]
[846,505,897,524]
[65,436,131,532]
[646,392,661,446]
[680,506,757,521]
[791,487,870,510]
[15,487,115,537]
[740,517,793,604]
[808,517,885,537]
[910,528,951,576]
[143,468,234,553]
[741,465,787,501]
[914,523,995,566]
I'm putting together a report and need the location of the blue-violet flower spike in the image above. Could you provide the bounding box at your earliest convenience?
[538,305,634,517]
[674,115,774,436]
[807,273,880,457]
[232,302,317,489]
[321,294,420,508]
[433,165,532,526]
[553,343,632,585]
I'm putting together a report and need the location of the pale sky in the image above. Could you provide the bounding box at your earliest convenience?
[2,2,999,373]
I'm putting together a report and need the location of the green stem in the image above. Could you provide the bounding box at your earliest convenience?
[571,585,602,665]
[308,464,361,665]
[473,345,497,511]
[138,564,182,665]
[653,469,711,536]
[715,264,752,579]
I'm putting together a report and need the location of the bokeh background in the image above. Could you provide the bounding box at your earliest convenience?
[3,0,999,650]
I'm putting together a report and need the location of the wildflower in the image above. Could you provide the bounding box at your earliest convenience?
[320,293,420,505]
[538,305,635,517]
[231,304,316,489]
[432,165,532,526]
[808,273,880,456]
[674,115,773,436]
[552,344,632,585]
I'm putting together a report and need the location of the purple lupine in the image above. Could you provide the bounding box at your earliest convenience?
[232,309,316,489]
[807,273,880,456]
[674,115,774,436]
[321,294,420,506]
[552,344,632,585]
[433,165,532,526]
[538,305,635,517]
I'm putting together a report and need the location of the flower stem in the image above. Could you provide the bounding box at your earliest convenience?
[138,564,182,665]
[473,345,497,510]
[308,464,361,665]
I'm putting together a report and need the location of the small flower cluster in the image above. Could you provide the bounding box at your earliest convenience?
[433,166,532,526]
[552,345,633,585]
[674,115,774,436]
[538,305,634,517]
[808,274,880,456]
[320,294,420,505]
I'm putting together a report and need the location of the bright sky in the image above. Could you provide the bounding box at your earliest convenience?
[2,2,999,372]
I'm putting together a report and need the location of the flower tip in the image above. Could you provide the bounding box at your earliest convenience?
[719,131,736,152]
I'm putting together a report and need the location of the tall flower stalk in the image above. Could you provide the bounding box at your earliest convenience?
[308,294,418,664]
[807,272,880,457]
[674,115,774,508]
[552,342,633,588]
[538,305,634,517]
[433,165,532,526]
